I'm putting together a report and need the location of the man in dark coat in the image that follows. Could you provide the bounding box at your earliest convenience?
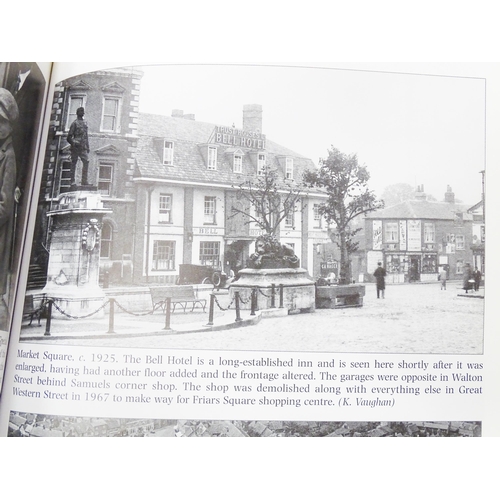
[9,62,44,196]
[472,267,482,292]
[373,261,387,299]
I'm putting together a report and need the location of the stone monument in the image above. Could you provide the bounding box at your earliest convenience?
[42,190,111,318]
[229,234,316,313]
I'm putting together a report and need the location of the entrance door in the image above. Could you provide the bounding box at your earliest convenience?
[409,255,420,282]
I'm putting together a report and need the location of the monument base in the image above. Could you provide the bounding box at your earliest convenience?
[41,284,106,320]
[229,268,315,313]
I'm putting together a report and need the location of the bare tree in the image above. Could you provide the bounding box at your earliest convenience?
[230,164,305,237]
[304,147,383,284]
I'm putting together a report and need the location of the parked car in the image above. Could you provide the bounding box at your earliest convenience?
[177,264,233,288]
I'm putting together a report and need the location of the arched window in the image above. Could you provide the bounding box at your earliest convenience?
[100,222,113,258]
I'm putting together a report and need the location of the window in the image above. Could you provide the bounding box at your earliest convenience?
[313,204,322,228]
[100,222,113,258]
[233,154,243,173]
[208,146,217,170]
[159,193,172,223]
[152,241,176,270]
[257,154,266,176]
[285,201,296,227]
[455,234,465,250]
[101,97,121,132]
[66,95,86,130]
[424,223,435,243]
[385,222,398,242]
[456,259,464,274]
[204,196,216,224]
[285,158,294,179]
[199,241,220,267]
[98,161,113,196]
[163,141,174,165]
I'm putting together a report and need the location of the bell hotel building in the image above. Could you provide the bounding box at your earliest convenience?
[30,67,484,290]
[29,68,330,289]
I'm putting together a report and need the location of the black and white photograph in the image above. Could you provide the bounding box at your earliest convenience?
[20,63,485,355]
[0,62,45,332]
[7,410,481,437]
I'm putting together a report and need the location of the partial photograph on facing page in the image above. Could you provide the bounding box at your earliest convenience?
[19,64,485,355]
[7,410,481,437]
[0,63,45,333]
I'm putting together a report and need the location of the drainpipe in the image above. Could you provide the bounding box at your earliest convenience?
[144,185,154,283]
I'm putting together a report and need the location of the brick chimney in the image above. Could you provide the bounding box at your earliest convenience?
[242,104,263,133]
[445,185,455,203]
[415,184,427,201]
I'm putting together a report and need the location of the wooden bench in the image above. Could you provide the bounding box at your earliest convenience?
[149,285,207,313]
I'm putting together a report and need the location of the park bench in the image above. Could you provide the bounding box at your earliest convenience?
[149,285,207,313]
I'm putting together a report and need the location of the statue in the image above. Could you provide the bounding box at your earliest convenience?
[248,234,299,269]
[67,106,90,186]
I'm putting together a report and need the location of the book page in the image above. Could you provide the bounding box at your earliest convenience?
[0,62,498,437]
[0,62,51,393]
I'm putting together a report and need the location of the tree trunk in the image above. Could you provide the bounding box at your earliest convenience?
[339,230,351,285]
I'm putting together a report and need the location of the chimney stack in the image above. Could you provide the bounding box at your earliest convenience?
[445,185,455,203]
[242,104,263,133]
[415,184,427,201]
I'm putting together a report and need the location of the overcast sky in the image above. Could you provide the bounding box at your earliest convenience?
[134,63,485,206]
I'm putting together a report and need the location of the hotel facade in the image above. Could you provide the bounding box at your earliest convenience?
[31,68,329,288]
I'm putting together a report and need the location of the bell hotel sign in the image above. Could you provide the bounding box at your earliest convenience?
[213,125,266,150]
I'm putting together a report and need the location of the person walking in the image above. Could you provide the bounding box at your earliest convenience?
[472,267,482,292]
[439,267,447,290]
[462,263,472,294]
[373,262,387,299]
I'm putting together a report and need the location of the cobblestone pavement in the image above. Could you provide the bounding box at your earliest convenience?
[24,281,484,354]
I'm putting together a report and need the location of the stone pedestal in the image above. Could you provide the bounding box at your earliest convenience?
[229,268,316,313]
[42,190,111,319]
[316,284,366,309]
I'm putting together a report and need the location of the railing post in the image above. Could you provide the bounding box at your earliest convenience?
[206,293,215,326]
[164,297,172,330]
[270,284,276,308]
[44,299,53,336]
[234,291,242,322]
[107,298,115,333]
[279,284,284,308]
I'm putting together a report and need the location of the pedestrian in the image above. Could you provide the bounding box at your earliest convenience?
[439,267,447,290]
[462,263,472,294]
[67,106,90,186]
[0,88,19,330]
[373,261,387,299]
[472,267,482,292]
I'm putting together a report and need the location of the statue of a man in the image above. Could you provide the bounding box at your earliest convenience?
[67,106,90,186]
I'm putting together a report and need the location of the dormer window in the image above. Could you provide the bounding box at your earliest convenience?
[257,153,266,176]
[233,153,243,173]
[208,146,217,170]
[163,141,174,165]
[285,158,294,179]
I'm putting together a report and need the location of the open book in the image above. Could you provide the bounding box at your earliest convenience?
[0,62,496,437]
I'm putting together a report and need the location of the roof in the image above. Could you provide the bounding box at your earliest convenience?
[365,199,473,221]
[135,112,316,189]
